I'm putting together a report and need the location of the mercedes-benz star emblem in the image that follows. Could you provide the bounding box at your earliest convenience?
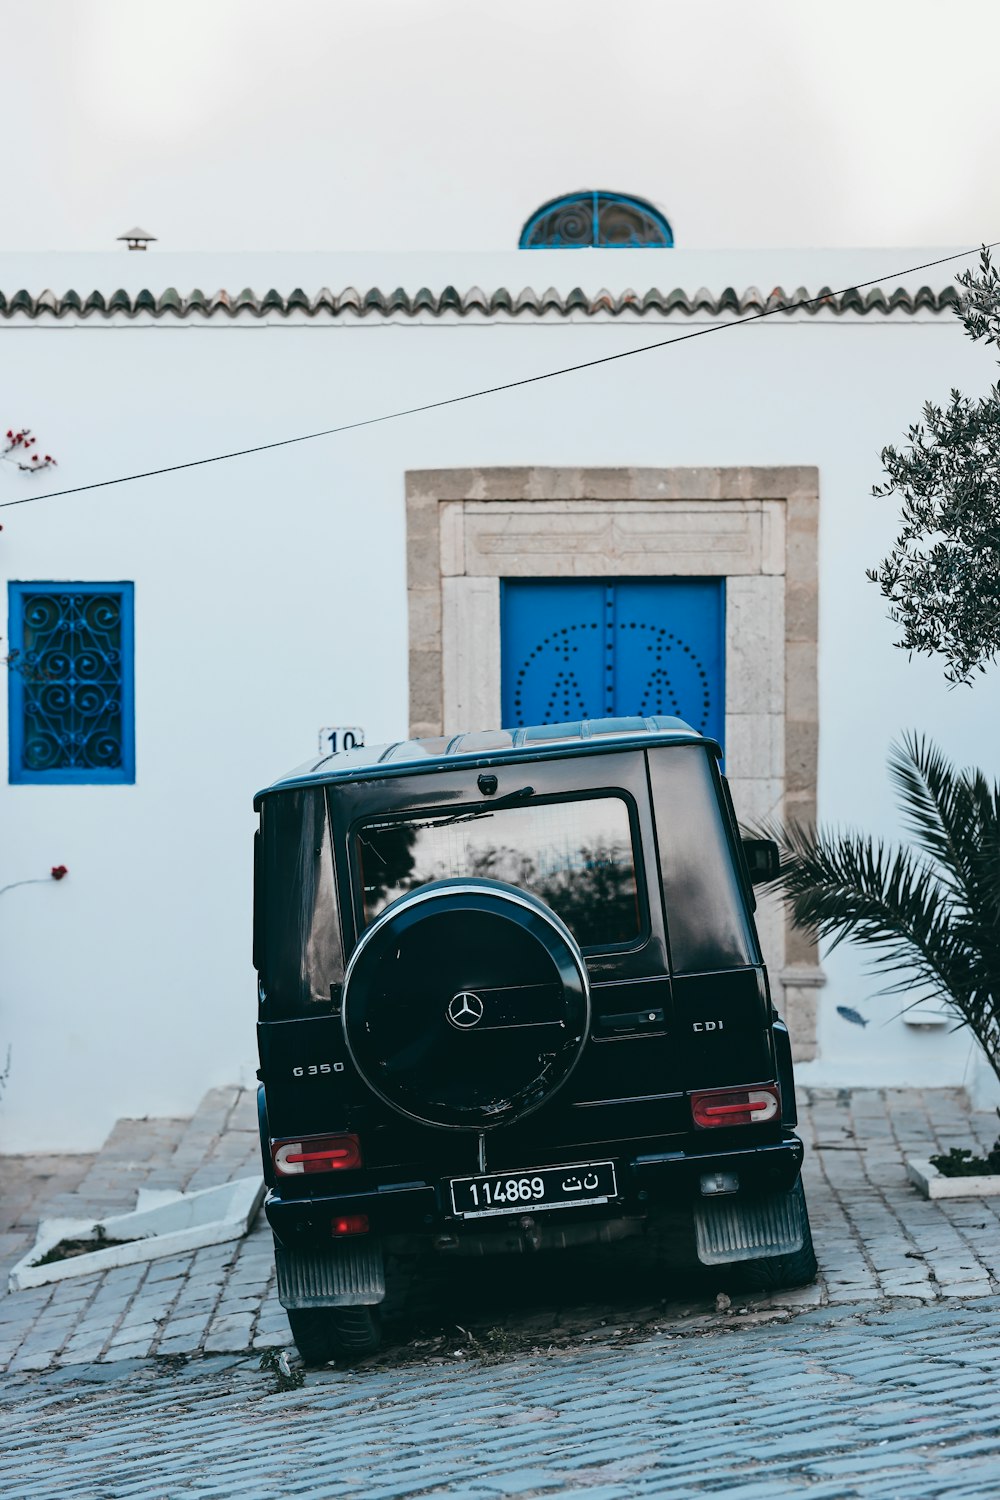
[447,991,485,1029]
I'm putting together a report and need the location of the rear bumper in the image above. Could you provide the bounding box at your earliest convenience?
[265,1132,804,1249]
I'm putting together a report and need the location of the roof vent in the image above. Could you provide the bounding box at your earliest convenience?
[117,226,157,251]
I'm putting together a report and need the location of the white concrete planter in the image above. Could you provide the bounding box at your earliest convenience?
[9,1176,266,1291]
[906,1159,1000,1200]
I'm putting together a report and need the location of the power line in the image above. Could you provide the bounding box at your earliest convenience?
[0,244,993,513]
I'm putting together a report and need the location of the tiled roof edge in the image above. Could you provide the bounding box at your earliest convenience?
[0,284,961,321]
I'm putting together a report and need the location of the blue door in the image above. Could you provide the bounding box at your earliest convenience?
[501,579,725,745]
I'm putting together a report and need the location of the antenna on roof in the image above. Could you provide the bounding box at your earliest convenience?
[117,227,157,252]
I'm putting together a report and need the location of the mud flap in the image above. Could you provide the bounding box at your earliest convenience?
[274,1239,386,1308]
[694,1187,806,1265]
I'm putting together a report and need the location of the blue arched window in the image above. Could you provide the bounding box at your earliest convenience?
[519,191,673,249]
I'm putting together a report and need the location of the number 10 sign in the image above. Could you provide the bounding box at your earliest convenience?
[319,726,365,756]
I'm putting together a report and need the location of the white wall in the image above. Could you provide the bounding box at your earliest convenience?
[1,249,997,1151]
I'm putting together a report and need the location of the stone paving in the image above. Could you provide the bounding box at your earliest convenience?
[2,1087,1000,1376]
[4,1298,1000,1497]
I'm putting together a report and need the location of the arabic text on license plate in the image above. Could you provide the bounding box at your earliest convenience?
[450,1161,617,1219]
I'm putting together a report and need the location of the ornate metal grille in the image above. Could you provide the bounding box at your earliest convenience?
[7,583,134,783]
[519,191,673,249]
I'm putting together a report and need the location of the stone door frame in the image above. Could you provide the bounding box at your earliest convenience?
[405,465,823,1058]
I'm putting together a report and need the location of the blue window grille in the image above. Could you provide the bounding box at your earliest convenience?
[7,583,135,784]
[519,191,673,249]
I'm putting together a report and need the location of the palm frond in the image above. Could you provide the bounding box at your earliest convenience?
[754,819,994,1027]
[768,822,962,983]
[749,733,1000,1085]
[889,733,985,900]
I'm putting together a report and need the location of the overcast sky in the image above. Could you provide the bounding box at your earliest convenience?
[1,0,996,253]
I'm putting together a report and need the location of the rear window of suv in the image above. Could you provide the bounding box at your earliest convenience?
[356,794,642,949]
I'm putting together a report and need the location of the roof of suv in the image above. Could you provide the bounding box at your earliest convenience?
[257,715,716,803]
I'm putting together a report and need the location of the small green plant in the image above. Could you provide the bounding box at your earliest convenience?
[35,1226,134,1266]
[475,1326,520,1363]
[929,1112,1000,1177]
[258,1346,304,1391]
[929,1141,1000,1178]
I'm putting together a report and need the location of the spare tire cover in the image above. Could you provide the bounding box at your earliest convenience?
[342,878,591,1130]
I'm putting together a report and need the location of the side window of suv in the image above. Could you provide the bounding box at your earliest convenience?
[647,746,758,973]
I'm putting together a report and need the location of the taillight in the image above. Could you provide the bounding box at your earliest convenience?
[332,1213,369,1237]
[272,1133,363,1177]
[691,1086,780,1129]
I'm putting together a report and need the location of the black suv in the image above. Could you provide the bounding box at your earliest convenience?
[254,716,816,1363]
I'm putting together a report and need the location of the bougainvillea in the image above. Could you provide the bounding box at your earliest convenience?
[0,865,66,1100]
[1,428,56,473]
[0,865,69,898]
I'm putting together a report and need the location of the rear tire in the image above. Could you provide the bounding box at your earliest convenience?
[286,1305,382,1365]
[737,1178,818,1291]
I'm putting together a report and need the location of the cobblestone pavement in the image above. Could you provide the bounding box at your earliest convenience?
[1,1086,999,1378]
[3,1297,1000,1498]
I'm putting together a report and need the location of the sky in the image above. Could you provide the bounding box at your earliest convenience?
[0,0,997,252]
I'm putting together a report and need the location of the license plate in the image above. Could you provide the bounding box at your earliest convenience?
[450,1161,617,1219]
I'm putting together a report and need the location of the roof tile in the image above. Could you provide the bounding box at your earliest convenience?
[0,284,960,321]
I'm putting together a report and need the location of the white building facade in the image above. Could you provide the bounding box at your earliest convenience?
[1,245,997,1153]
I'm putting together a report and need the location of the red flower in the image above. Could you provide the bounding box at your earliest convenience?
[50,865,68,880]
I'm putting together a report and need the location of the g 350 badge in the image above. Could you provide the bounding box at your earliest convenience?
[291,1062,346,1077]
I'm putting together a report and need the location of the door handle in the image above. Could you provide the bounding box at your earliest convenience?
[595,1007,666,1035]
